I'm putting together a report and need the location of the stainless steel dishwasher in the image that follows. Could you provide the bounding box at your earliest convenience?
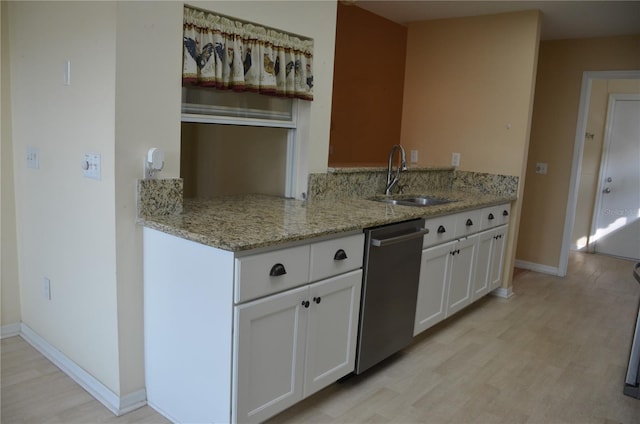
[355,218,428,374]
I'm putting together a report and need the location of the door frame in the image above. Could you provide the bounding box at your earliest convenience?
[559,70,640,276]
[589,93,640,255]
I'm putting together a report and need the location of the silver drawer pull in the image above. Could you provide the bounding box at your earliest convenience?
[334,249,348,261]
[269,263,286,277]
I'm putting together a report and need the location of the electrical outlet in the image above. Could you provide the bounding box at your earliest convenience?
[410,150,418,163]
[452,152,461,167]
[535,162,548,174]
[43,277,51,300]
[27,147,39,169]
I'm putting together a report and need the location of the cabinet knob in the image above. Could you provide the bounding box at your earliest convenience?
[302,300,310,308]
[437,225,446,234]
[466,219,473,226]
[333,249,348,261]
[313,296,321,304]
[503,210,509,217]
[488,213,494,220]
[269,263,287,277]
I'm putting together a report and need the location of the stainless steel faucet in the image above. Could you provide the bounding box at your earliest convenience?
[385,144,407,195]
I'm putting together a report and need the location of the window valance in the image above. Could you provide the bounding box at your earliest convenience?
[182,6,314,101]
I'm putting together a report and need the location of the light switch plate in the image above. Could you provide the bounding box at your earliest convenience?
[27,146,39,169]
[410,150,418,163]
[82,153,101,180]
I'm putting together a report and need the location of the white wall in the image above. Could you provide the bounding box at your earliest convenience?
[8,1,121,392]
[114,1,183,395]
[1,1,22,330]
[5,0,337,403]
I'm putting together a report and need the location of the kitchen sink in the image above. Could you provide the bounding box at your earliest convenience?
[372,196,455,207]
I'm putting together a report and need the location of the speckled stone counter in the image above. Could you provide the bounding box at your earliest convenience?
[139,190,515,252]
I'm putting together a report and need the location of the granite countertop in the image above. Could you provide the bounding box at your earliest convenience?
[140,190,515,252]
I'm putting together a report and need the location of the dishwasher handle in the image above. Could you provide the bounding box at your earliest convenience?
[370,228,429,247]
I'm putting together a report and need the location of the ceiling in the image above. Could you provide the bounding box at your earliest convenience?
[352,1,640,40]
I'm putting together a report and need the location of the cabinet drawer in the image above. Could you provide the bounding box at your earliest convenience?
[454,209,483,238]
[309,234,364,282]
[235,245,311,303]
[480,204,511,230]
[422,214,457,248]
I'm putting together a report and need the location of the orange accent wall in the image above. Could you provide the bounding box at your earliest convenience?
[328,3,407,166]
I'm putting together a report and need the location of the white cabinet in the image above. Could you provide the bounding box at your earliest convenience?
[303,271,361,396]
[234,285,307,424]
[414,203,511,336]
[233,270,361,423]
[472,225,508,301]
[144,229,364,424]
[488,225,508,291]
[414,240,455,335]
[445,235,477,317]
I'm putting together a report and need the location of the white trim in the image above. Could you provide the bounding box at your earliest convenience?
[514,259,561,276]
[181,112,296,128]
[490,287,514,299]
[19,324,146,416]
[1,323,21,339]
[559,70,640,277]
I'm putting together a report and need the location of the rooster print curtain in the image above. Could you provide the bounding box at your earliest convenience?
[183,6,314,101]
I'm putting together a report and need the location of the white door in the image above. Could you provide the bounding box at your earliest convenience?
[489,225,508,291]
[445,235,477,318]
[414,240,456,336]
[303,269,362,397]
[593,95,640,260]
[233,285,308,424]
[472,229,495,302]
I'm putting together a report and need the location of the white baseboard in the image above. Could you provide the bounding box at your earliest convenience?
[514,259,561,276]
[490,287,514,299]
[19,324,146,416]
[1,323,21,339]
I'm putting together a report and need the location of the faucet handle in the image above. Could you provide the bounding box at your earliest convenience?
[397,183,408,194]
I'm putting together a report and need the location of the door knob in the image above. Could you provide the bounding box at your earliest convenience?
[603,187,611,193]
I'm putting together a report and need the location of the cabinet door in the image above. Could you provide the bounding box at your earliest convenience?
[414,240,456,336]
[233,285,308,424]
[472,228,497,302]
[304,269,362,397]
[489,225,508,291]
[446,235,477,317]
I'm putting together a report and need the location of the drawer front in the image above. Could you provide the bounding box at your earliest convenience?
[309,234,364,282]
[480,203,511,230]
[235,245,311,304]
[454,209,483,238]
[422,214,458,248]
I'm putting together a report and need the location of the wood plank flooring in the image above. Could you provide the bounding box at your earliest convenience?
[3,252,640,423]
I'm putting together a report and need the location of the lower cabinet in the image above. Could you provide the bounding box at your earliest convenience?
[414,204,510,337]
[414,235,477,335]
[445,235,477,317]
[233,269,362,424]
[144,228,363,424]
[472,225,508,301]
[414,241,455,335]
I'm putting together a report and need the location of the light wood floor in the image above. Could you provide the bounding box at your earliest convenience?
[3,252,640,423]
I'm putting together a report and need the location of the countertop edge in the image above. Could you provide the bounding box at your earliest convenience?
[139,192,516,253]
